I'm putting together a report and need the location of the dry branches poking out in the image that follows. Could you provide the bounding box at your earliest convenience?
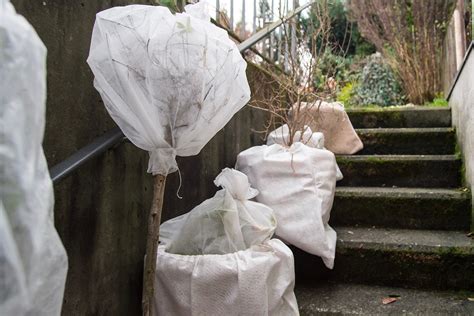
[347,0,456,104]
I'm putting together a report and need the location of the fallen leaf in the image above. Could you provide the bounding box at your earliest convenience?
[382,297,398,305]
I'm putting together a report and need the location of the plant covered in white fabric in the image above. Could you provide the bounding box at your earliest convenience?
[160,168,277,255]
[87,2,250,176]
[87,3,251,314]
[156,168,299,316]
[1,1,68,315]
[237,125,342,269]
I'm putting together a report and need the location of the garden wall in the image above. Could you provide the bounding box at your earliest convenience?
[11,1,270,314]
[448,42,474,230]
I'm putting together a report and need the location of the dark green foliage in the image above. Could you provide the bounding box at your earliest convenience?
[353,54,405,107]
[326,0,375,56]
[313,48,355,89]
[300,0,375,57]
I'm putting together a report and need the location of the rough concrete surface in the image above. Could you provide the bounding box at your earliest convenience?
[336,155,462,188]
[355,127,455,155]
[296,282,474,315]
[347,107,452,129]
[332,187,471,230]
[449,43,474,230]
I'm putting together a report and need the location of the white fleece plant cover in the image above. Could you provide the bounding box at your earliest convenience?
[236,125,341,269]
[160,168,277,255]
[156,169,298,315]
[87,2,250,175]
[0,1,68,315]
[154,239,298,316]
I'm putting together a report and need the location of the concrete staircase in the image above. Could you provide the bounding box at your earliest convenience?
[295,107,474,315]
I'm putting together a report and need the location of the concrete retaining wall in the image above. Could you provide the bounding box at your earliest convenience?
[448,42,474,230]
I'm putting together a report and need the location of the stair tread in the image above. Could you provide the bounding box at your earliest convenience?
[335,186,470,198]
[337,154,459,161]
[335,227,473,253]
[347,106,451,128]
[346,106,451,113]
[355,127,454,133]
[296,282,474,315]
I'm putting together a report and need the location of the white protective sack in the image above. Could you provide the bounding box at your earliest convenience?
[154,239,298,316]
[0,1,68,315]
[155,168,298,315]
[161,168,277,255]
[87,2,250,175]
[236,125,341,269]
[290,101,363,154]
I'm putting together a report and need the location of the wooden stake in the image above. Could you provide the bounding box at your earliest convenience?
[142,174,167,316]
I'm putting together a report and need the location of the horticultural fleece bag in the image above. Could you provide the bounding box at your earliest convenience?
[0,1,68,315]
[154,169,298,315]
[236,126,341,269]
[154,239,298,316]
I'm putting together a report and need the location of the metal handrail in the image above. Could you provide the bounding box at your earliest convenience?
[50,1,315,184]
[447,40,474,100]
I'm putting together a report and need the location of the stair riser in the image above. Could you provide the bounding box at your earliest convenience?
[293,247,474,290]
[357,131,455,155]
[337,158,462,188]
[348,108,452,128]
[331,195,471,230]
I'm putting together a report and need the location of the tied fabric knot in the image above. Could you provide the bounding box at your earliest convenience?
[214,168,259,200]
[148,148,178,175]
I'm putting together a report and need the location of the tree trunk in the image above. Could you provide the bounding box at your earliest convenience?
[142,174,167,316]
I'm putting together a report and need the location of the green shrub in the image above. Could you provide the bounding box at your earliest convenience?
[354,53,405,107]
[337,82,357,106]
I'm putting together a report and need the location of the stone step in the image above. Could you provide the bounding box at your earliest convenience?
[347,107,451,129]
[356,127,456,155]
[296,282,474,315]
[336,155,462,188]
[331,187,471,230]
[293,227,474,290]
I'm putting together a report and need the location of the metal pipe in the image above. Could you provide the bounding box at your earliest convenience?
[230,0,234,30]
[241,0,246,38]
[253,0,257,33]
[238,1,313,52]
[50,127,125,183]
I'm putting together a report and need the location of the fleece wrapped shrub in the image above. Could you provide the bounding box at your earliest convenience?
[0,1,68,315]
[87,3,251,313]
[161,168,277,255]
[237,126,342,269]
[156,169,298,316]
[87,2,250,175]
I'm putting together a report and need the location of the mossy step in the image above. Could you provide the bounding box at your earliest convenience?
[356,127,455,155]
[293,227,474,290]
[296,282,474,315]
[336,155,462,188]
[331,187,471,230]
[347,107,451,129]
